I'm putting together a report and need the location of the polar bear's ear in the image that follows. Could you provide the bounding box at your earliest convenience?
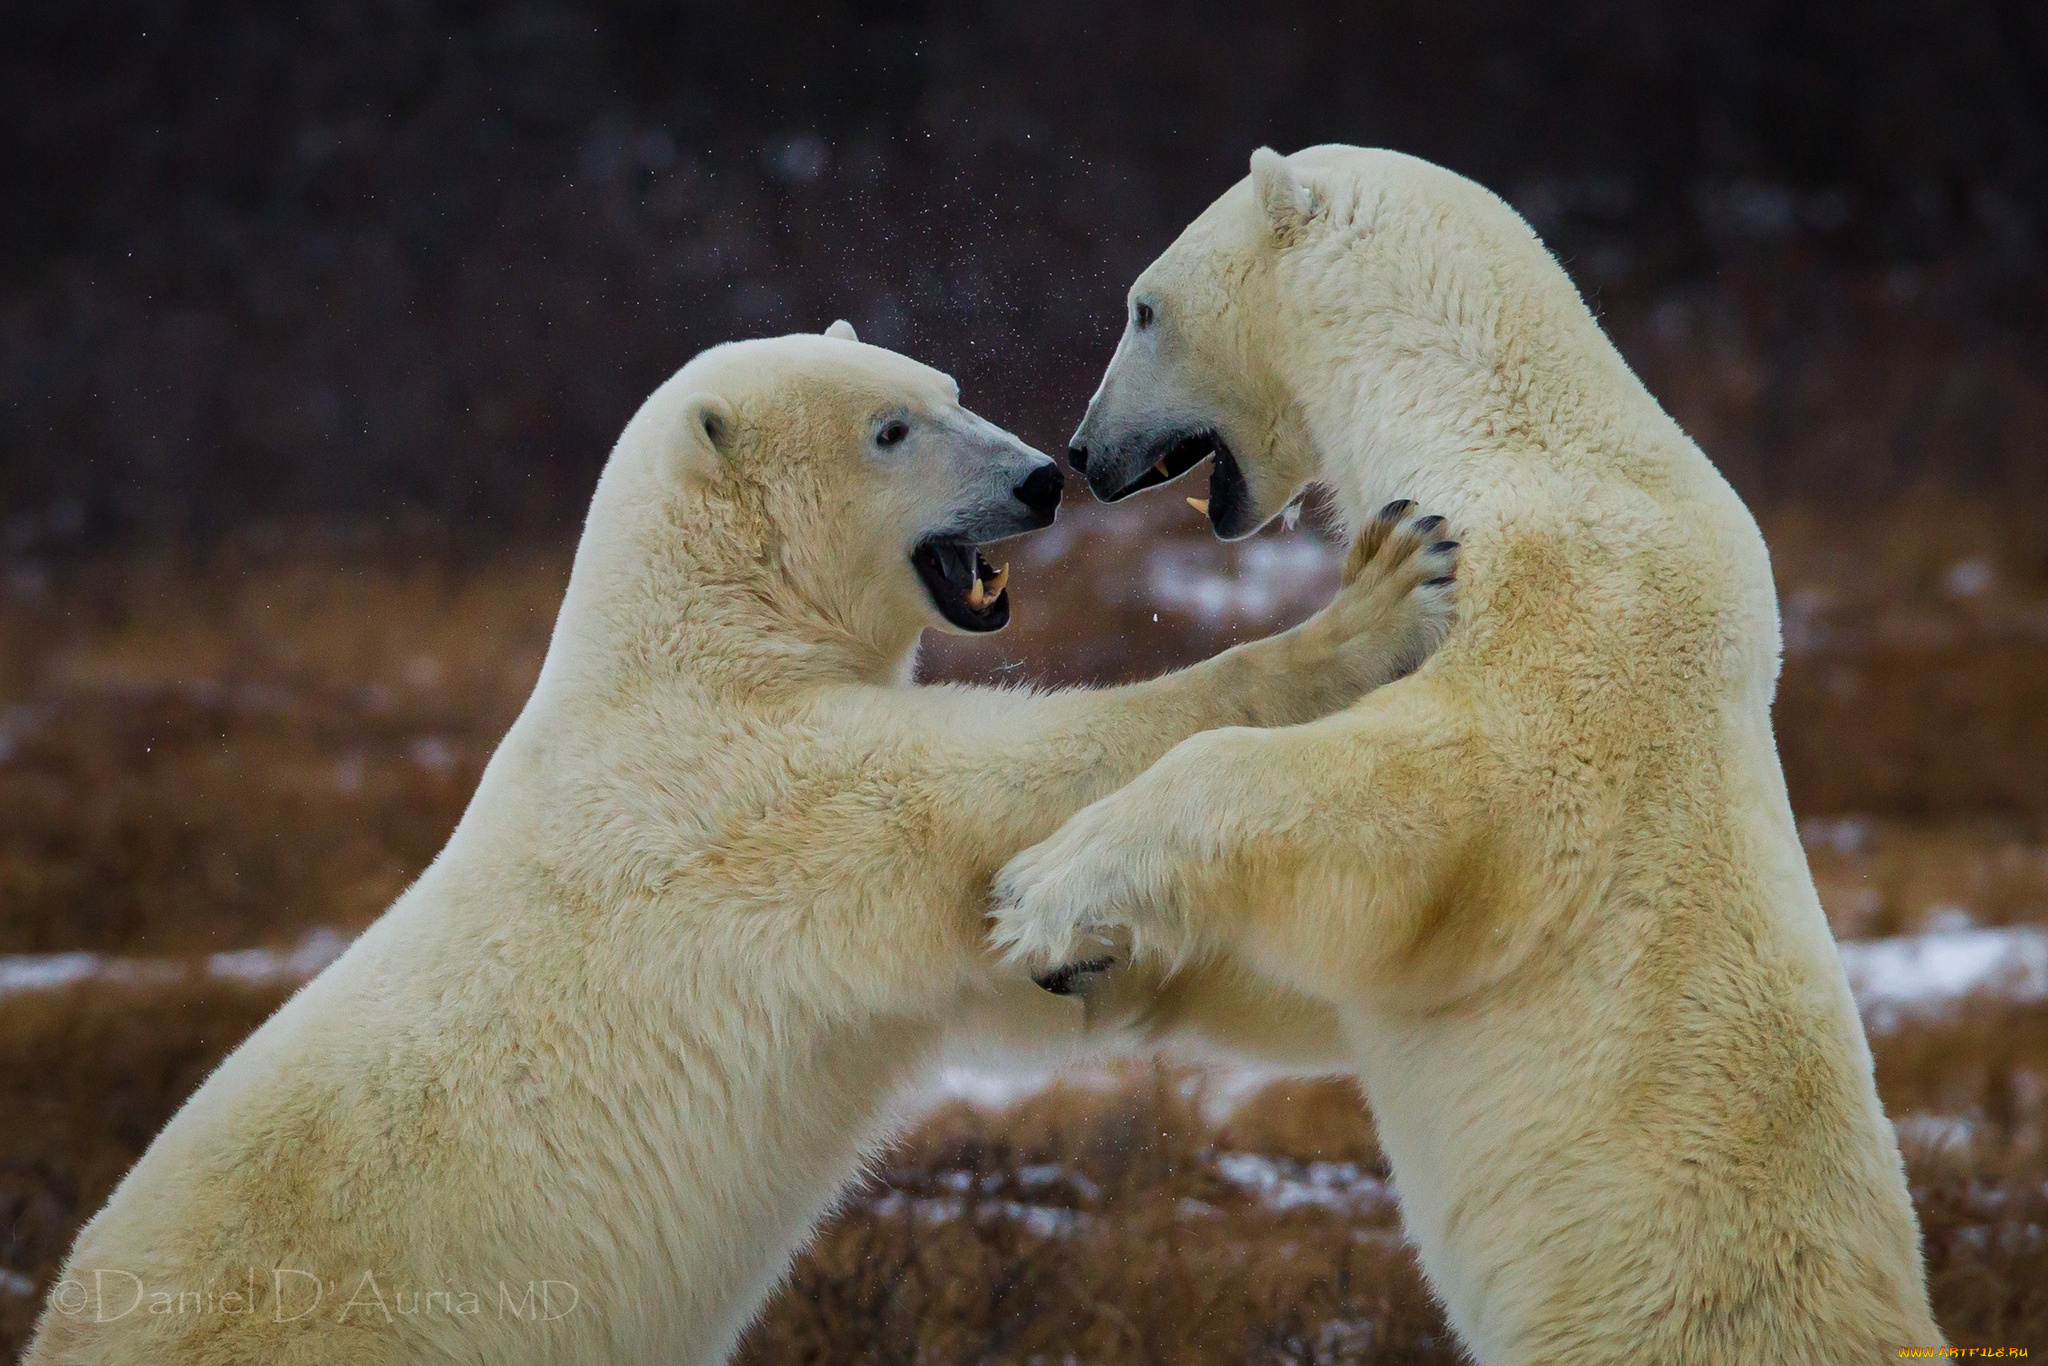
[1250,147,1319,247]
[823,319,859,342]
[666,393,736,486]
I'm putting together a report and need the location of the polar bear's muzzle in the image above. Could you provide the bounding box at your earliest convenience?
[1077,427,1259,539]
[1086,428,1215,503]
[912,537,1012,632]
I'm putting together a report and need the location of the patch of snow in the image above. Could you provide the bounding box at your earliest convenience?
[207,928,351,985]
[927,1064,1054,1109]
[0,953,207,997]
[1193,1065,1298,1122]
[1351,1228,1410,1248]
[1143,539,1337,624]
[1838,926,2048,1023]
[1008,1203,1084,1238]
[99,959,186,990]
[1016,1163,1101,1202]
[1894,1113,1977,1151]
[1922,903,1976,933]
[862,1191,1086,1237]
[866,1192,962,1223]
[1799,815,1870,854]
[1213,1152,1392,1214]
[0,952,105,994]
[1,929,351,1000]
[926,1059,1291,1123]
[1314,1318,1380,1356]
[925,1063,1123,1110]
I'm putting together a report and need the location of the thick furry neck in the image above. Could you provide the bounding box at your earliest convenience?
[1283,204,1726,556]
[1276,186,1781,688]
[536,456,917,708]
[1304,285,1629,529]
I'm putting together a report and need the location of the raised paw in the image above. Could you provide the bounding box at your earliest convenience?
[1343,498,1460,590]
[1339,498,1412,585]
[1312,500,1460,692]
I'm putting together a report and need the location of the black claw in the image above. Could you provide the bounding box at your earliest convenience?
[1428,540,1459,554]
[1378,498,1414,522]
[1032,956,1116,996]
[1412,514,1445,534]
[1423,574,1456,587]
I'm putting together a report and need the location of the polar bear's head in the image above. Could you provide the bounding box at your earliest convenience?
[622,325,1061,642]
[1067,145,1543,539]
[1062,147,1329,540]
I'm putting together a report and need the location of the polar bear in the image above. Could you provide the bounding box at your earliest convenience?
[991,147,1944,1363]
[27,324,1456,1366]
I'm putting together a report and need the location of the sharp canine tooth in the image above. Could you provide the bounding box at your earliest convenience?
[1187,497,1210,515]
[986,563,1009,597]
[966,577,986,609]
[1155,460,1171,478]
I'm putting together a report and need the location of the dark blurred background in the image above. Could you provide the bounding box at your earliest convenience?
[5,0,2047,546]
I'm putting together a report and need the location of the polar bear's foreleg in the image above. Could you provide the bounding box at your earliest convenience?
[799,506,1455,904]
[763,516,1454,1032]
[989,692,1475,1001]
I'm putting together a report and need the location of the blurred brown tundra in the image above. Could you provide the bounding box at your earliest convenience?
[2,493,2047,1358]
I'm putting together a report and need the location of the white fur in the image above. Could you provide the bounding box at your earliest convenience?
[28,330,1453,1365]
[994,147,1945,1363]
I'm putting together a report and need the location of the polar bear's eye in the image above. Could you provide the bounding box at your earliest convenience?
[1134,302,1155,330]
[875,421,909,448]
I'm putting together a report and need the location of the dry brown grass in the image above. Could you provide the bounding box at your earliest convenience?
[0,980,290,1351]
[0,543,562,954]
[1805,817,2048,939]
[739,1051,2048,1362]
[740,1098,1457,1365]
[1,496,2046,1358]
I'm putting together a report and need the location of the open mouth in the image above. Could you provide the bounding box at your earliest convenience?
[1098,429,1219,502]
[1099,430,1251,536]
[911,537,1012,633]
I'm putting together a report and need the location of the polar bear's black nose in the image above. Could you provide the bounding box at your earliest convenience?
[1066,444,1089,473]
[1013,465,1064,521]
